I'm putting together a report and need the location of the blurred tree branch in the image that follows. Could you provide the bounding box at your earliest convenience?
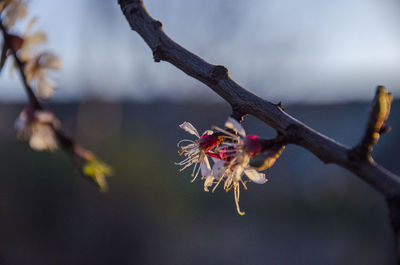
[118,0,400,261]
[0,13,111,191]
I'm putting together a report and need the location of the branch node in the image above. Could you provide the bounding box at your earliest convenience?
[379,125,391,135]
[231,104,247,121]
[211,65,228,81]
[152,20,162,29]
[348,148,368,162]
[152,44,164,62]
[276,101,284,111]
[284,124,301,143]
[231,110,244,122]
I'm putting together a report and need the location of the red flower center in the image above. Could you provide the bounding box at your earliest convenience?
[244,135,262,157]
[199,134,220,152]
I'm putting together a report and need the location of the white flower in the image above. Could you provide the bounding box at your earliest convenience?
[1,0,27,28]
[210,117,267,215]
[15,107,60,151]
[210,153,267,216]
[203,157,225,192]
[24,52,61,99]
[18,17,46,62]
[176,118,276,215]
[176,122,220,182]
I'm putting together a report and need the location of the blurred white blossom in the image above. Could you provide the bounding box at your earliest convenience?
[24,52,61,99]
[15,107,60,151]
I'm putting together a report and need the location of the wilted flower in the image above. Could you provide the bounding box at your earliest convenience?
[24,51,61,99]
[0,0,27,28]
[15,107,60,151]
[176,122,221,182]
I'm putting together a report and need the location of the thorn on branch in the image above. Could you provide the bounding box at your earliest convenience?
[276,102,284,111]
[353,85,392,160]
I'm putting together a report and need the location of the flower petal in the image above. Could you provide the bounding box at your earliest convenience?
[36,75,54,99]
[225,117,246,137]
[14,112,27,132]
[24,17,37,35]
[29,124,58,151]
[204,176,214,192]
[202,130,213,136]
[244,168,267,184]
[200,156,211,177]
[211,158,226,179]
[179,122,200,137]
[40,52,61,69]
[35,110,54,123]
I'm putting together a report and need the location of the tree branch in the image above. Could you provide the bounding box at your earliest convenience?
[118,1,400,260]
[118,0,400,197]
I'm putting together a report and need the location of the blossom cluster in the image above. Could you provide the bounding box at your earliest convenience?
[1,0,111,191]
[1,0,61,99]
[1,0,61,151]
[177,117,284,215]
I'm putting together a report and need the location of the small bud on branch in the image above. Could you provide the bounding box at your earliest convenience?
[354,85,393,160]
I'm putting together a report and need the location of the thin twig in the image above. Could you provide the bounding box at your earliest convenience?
[0,19,41,109]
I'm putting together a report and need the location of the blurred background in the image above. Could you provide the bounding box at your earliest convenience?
[1,0,400,264]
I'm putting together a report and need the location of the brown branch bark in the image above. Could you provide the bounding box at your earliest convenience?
[118,0,400,261]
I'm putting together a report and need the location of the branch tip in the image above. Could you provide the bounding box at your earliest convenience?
[354,85,392,159]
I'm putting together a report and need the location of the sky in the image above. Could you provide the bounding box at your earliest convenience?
[1,0,400,103]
